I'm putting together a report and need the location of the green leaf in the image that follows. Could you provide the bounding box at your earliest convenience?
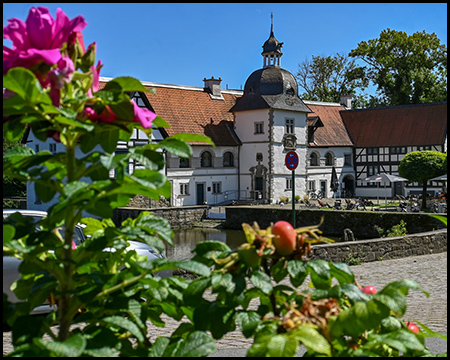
[169,132,214,145]
[250,270,273,295]
[170,260,211,277]
[102,316,145,343]
[287,260,307,287]
[160,138,193,158]
[152,115,171,128]
[184,278,211,306]
[35,181,57,203]
[307,259,331,289]
[192,240,231,256]
[109,99,134,121]
[329,262,355,284]
[415,320,447,340]
[430,214,447,226]
[100,128,120,153]
[39,334,87,357]
[173,331,217,357]
[104,76,149,92]
[333,300,390,337]
[272,259,288,282]
[367,329,425,353]
[380,279,430,297]
[148,337,171,357]
[236,311,261,338]
[3,225,16,242]
[291,325,331,356]
[3,67,50,104]
[266,334,299,357]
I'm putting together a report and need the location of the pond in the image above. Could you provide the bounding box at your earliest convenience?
[166,228,246,261]
[166,228,341,261]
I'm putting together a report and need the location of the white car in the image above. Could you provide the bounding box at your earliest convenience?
[3,209,172,314]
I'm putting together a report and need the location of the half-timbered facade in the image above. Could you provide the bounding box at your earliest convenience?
[341,102,447,198]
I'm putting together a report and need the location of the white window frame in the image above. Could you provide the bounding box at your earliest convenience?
[285,118,294,134]
[180,183,189,195]
[254,122,264,134]
[212,182,222,194]
[285,177,292,191]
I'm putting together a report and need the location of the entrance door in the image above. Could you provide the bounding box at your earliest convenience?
[196,183,205,205]
[255,176,263,200]
[393,181,403,198]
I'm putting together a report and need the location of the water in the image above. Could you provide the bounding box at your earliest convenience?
[166,228,341,261]
[166,228,246,261]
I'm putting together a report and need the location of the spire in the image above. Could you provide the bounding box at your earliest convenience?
[262,13,283,68]
[270,12,273,35]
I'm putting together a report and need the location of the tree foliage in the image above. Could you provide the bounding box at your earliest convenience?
[296,53,370,108]
[398,150,447,209]
[349,29,447,106]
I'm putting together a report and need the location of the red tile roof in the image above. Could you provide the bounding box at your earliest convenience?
[305,102,353,146]
[341,102,447,147]
[99,80,241,146]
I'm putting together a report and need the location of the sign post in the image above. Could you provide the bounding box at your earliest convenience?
[285,151,299,227]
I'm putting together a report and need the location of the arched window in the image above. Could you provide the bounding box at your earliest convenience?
[325,152,334,166]
[179,157,190,168]
[310,152,318,166]
[223,152,234,167]
[201,151,212,167]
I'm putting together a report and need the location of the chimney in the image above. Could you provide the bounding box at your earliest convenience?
[203,76,223,100]
[340,95,352,109]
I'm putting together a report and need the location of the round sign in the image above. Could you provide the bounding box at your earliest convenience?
[285,151,298,170]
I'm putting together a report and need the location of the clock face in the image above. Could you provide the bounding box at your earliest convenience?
[285,96,298,106]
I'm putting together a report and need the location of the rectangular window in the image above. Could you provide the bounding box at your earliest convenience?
[367,147,379,155]
[212,182,222,194]
[49,143,57,153]
[35,144,39,153]
[286,178,292,190]
[344,154,352,166]
[367,165,380,176]
[307,180,315,191]
[254,122,264,134]
[180,183,189,195]
[285,118,294,134]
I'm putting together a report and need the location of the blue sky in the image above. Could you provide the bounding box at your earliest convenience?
[3,3,448,92]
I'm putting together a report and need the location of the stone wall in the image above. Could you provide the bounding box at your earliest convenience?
[224,207,446,239]
[310,229,447,263]
[113,206,208,228]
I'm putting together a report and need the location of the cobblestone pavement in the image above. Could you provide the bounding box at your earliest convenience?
[3,252,447,354]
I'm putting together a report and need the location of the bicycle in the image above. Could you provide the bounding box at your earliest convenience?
[307,190,324,200]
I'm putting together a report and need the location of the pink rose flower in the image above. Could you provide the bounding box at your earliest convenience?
[132,101,157,129]
[48,56,75,90]
[3,7,87,74]
[84,105,119,124]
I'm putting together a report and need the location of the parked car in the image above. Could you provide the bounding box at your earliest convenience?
[3,209,172,314]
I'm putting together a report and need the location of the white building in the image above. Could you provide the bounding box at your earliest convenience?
[24,20,447,211]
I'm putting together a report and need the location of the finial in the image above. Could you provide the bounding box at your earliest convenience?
[270,12,274,34]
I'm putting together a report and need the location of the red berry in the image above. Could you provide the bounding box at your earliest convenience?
[361,285,377,294]
[406,322,420,334]
[272,221,297,256]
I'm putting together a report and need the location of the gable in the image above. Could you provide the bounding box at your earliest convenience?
[305,101,353,147]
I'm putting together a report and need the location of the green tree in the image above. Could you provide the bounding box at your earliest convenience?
[296,53,370,108]
[3,135,26,201]
[349,29,447,106]
[398,150,447,210]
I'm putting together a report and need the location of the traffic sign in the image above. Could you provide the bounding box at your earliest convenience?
[285,151,298,170]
